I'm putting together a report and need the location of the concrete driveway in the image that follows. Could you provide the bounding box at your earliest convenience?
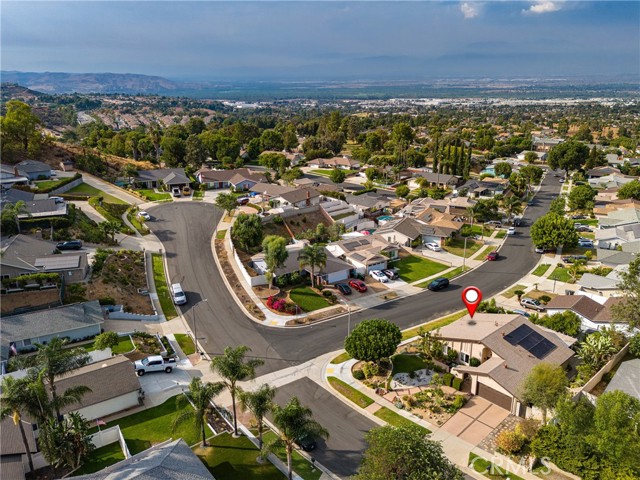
[439,397,510,446]
[137,358,200,407]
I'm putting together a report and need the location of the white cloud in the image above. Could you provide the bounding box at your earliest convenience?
[523,1,562,15]
[460,2,480,19]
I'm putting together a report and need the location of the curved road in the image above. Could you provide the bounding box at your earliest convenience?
[148,173,560,375]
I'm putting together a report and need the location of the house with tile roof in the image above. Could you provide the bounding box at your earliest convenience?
[438,313,576,416]
[326,235,399,274]
[134,168,190,189]
[196,168,266,190]
[546,294,630,333]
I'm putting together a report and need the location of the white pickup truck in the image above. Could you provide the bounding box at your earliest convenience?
[134,355,177,376]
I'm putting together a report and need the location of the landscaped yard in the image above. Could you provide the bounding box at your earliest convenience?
[72,442,125,476]
[151,253,178,319]
[89,396,211,455]
[531,264,551,276]
[474,245,494,260]
[468,453,526,480]
[444,238,483,258]
[263,431,322,480]
[126,209,150,235]
[327,377,374,408]
[137,189,172,201]
[374,407,431,435]
[495,230,507,239]
[548,266,572,283]
[67,183,129,205]
[175,333,196,355]
[503,284,527,299]
[402,310,467,340]
[194,433,283,480]
[391,353,428,375]
[82,336,134,355]
[394,255,449,282]
[289,287,331,312]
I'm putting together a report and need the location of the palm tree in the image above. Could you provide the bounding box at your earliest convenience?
[210,345,264,436]
[579,333,618,371]
[0,376,38,473]
[466,203,482,238]
[99,221,121,243]
[263,397,329,480]
[298,244,327,288]
[173,377,224,446]
[1,200,29,234]
[239,384,276,450]
[503,196,523,222]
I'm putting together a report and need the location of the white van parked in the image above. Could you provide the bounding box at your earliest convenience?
[171,283,187,305]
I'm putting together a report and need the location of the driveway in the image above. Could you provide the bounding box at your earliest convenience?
[270,378,379,478]
[439,396,510,446]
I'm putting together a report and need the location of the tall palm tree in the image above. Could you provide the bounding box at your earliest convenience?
[1,200,29,234]
[297,244,327,288]
[210,345,264,436]
[173,377,224,446]
[0,376,38,473]
[503,196,523,222]
[239,384,276,450]
[263,397,329,480]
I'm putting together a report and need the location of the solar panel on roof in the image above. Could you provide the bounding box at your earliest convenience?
[504,324,532,345]
[529,339,557,359]
[519,330,545,350]
[504,324,557,359]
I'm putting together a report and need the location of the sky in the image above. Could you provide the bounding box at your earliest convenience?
[1,1,639,81]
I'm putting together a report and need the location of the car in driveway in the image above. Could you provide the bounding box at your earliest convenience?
[382,269,399,280]
[236,197,250,205]
[370,270,388,283]
[512,308,531,318]
[520,297,546,311]
[335,283,352,295]
[427,277,449,291]
[484,220,502,228]
[486,251,499,261]
[56,240,82,250]
[348,279,367,292]
[172,187,181,197]
[578,238,594,248]
[138,211,151,221]
[575,226,592,233]
[562,255,588,264]
[425,242,442,252]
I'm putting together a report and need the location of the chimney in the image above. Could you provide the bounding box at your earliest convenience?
[306,190,310,206]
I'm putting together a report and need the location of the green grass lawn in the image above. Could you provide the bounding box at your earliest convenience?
[415,266,468,288]
[89,396,211,455]
[216,229,227,240]
[138,189,172,201]
[474,245,494,260]
[327,377,374,408]
[34,179,66,191]
[67,183,129,205]
[531,264,551,276]
[263,431,322,480]
[374,407,431,435]
[72,442,125,476]
[391,354,428,375]
[394,255,449,282]
[126,210,150,235]
[82,336,134,354]
[193,190,205,200]
[330,352,352,364]
[444,238,483,258]
[175,333,196,355]
[468,453,526,480]
[548,266,571,283]
[495,230,507,239]
[402,310,467,340]
[152,253,178,319]
[503,284,527,299]
[310,169,334,176]
[289,287,331,312]
[195,433,283,480]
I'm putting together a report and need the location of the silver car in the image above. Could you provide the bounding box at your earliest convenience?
[520,297,546,312]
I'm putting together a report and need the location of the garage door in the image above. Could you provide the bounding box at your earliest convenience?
[477,383,512,411]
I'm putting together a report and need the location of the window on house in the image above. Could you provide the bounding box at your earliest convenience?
[460,352,470,363]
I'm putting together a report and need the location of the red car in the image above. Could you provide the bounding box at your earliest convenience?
[348,279,368,292]
[486,251,499,261]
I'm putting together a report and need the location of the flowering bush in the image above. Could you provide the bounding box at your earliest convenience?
[266,296,298,313]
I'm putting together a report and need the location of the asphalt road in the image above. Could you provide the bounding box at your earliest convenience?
[148,172,561,375]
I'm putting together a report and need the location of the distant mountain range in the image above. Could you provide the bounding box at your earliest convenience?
[1,71,180,94]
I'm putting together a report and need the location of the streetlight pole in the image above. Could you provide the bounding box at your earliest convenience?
[193,298,208,355]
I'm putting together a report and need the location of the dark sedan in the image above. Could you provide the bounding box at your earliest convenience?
[56,240,83,250]
[427,277,450,291]
[335,283,352,295]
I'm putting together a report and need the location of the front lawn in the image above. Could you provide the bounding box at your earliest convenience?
[289,287,331,312]
[391,354,428,375]
[67,183,129,205]
[137,189,172,201]
[175,333,196,356]
[82,336,134,355]
[89,396,211,455]
[151,253,178,319]
[474,245,494,260]
[374,407,431,435]
[531,264,551,276]
[327,377,374,408]
[395,255,449,282]
[309,169,334,176]
[71,442,125,476]
[468,453,526,480]
[495,230,507,239]
[503,284,527,299]
[548,266,572,283]
[444,238,483,258]
[263,431,322,480]
[34,179,66,191]
[415,266,468,288]
[194,433,283,480]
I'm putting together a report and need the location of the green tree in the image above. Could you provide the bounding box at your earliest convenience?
[330,168,347,183]
[260,129,284,151]
[262,235,289,289]
[259,152,289,173]
[611,257,640,330]
[209,345,264,436]
[160,135,186,167]
[185,134,207,168]
[0,200,29,234]
[629,333,640,357]
[549,196,566,216]
[494,162,512,178]
[263,397,329,480]
[93,331,120,352]
[280,168,303,185]
[282,126,298,151]
[215,192,237,214]
[503,196,523,221]
[548,141,590,176]
[525,151,539,164]
[121,163,138,184]
[617,180,640,200]
[530,213,579,250]
[0,375,38,473]
[579,331,619,372]
[396,184,410,198]
[297,244,327,288]
[568,184,596,211]
[519,363,568,424]
[520,164,544,187]
[173,377,224,446]
[354,424,463,480]
[231,213,263,252]
[239,384,276,450]
[39,412,94,470]
[99,220,121,243]
[345,319,402,364]
[534,311,582,336]
[0,100,43,160]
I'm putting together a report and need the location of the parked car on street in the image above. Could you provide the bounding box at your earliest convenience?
[335,283,352,295]
[427,277,450,291]
[486,251,499,261]
[56,240,82,250]
[370,270,388,283]
[296,435,317,452]
[382,269,399,280]
[348,279,368,292]
[138,211,151,221]
[425,242,442,252]
[520,297,546,311]
[171,283,187,305]
[134,355,177,376]
[507,227,516,235]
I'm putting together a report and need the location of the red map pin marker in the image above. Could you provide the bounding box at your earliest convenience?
[462,286,482,318]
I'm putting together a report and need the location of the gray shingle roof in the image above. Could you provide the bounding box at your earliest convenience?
[15,160,51,174]
[604,357,640,401]
[1,418,37,456]
[136,168,190,186]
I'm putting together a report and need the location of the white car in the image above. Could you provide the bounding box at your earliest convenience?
[370,270,389,283]
[507,227,516,235]
[138,211,151,221]
[425,242,442,252]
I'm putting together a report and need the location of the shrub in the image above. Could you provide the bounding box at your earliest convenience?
[516,418,540,440]
[452,377,463,390]
[353,369,365,381]
[469,357,481,367]
[446,349,458,363]
[344,319,402,363]
[452,395,467,410]
[98,296,115,305]
[273,215,284,225]
[514,289,525,300]
[629,334,640,358]
[442,373,454,387]
[363,361,380,379]
[496,429,526,455]
[322,290,333,298]
[539,295,552,304]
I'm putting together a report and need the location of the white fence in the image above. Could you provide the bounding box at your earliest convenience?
[233,248,268,286]
[572,342,630,403]
[108,311,160,321]
[90,425,131,458]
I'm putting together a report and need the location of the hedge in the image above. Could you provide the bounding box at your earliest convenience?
[452,377,463,390]
[19,216,72,230]
[443,373,454,387]
[35,173,82,193]
[58,193,91,201]
[2,273,60,288]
